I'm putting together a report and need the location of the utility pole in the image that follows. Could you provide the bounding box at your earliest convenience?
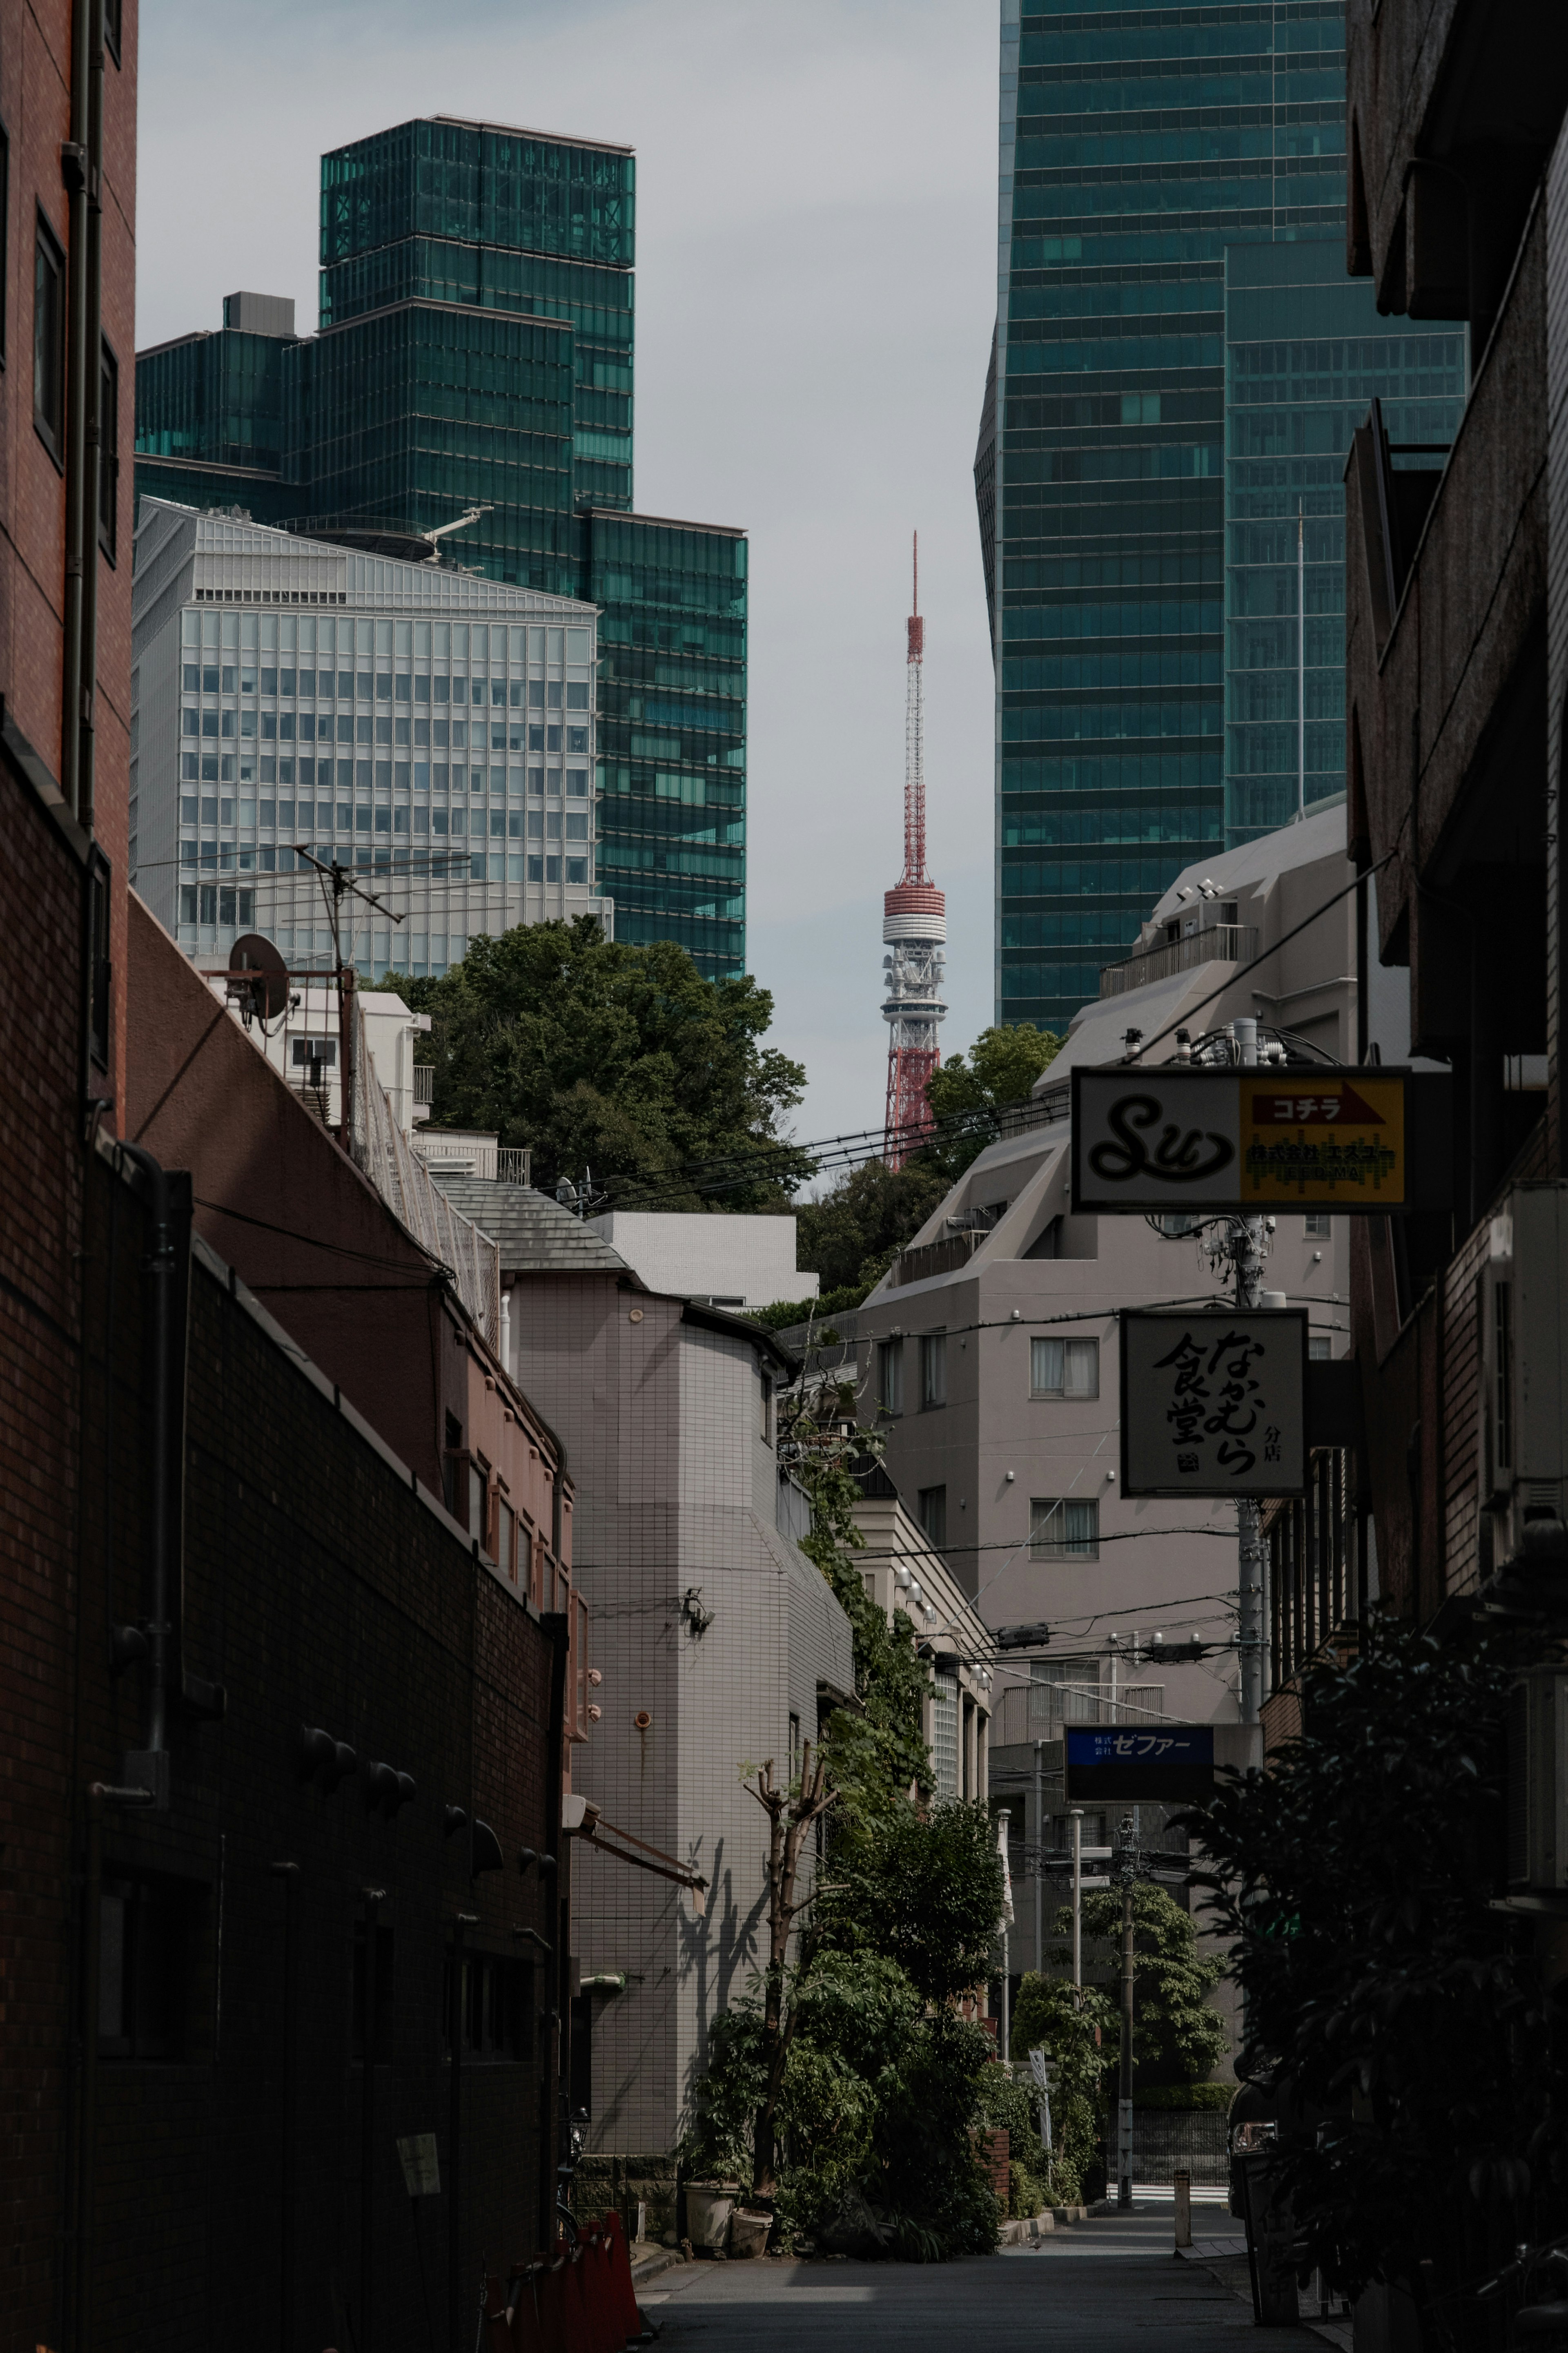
[1232,1017,1267,1724]
[1069,1806,1083,1991]
[1116,1813,1138,2211]
[1033,1739,1045,1976]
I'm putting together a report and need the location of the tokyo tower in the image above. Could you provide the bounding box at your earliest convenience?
[882,535,947,1167]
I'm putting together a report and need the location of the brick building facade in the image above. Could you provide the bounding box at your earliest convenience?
[72,1147,568,2352]
[1343,0,1568,1619]
[3,2,139,2343]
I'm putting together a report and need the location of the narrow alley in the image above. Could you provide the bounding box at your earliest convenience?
[632,2205,1321,2352]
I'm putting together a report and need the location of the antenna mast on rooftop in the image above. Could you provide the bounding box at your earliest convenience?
[881,535,947,1166]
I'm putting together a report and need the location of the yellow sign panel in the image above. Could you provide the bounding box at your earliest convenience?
[1238,1076,1406,1204]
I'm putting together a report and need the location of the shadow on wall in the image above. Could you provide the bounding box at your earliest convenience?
[680,1832,770,2140]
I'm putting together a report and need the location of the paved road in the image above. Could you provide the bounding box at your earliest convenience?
[636,2206,1304,2351]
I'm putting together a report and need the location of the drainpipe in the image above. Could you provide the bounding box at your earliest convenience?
[117,1144,182,1804]
[360,1886,384,2353]
[272,1862,300,2353]
[449,1909,477,2350]
[77,1779,154,2353]
[60,0,104,826]
[77,0,105,834]
[540,1612,570,2249]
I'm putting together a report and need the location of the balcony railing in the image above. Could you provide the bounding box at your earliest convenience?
[1099,924,1257,999]
[497,1148,533,1186]
[890,1230,986,1288]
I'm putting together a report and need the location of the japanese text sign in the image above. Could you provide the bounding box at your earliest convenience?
[1120,1307,1306,1498]
[1071,1066,1447,1212]
[1066,1725,1216,1801]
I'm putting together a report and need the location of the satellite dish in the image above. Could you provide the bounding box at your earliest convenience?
[231,932,289,1019]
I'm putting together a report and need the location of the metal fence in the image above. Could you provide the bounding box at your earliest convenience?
[1131,2110,1229,2185]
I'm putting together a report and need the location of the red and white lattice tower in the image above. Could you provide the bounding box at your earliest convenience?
[882,535,947,1166]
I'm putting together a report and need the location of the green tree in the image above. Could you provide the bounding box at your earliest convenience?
[817,1799,1006,2006]
[779,1381,931,1830]
[917,1024,1062,1182]
[794,1160,949,1298]
[1056,1884,1228,2088]
[1185,1615,1557,2309]
[402,919,810,1207]
[1007,1973,1117,2204]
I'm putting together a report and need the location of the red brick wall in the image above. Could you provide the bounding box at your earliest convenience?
[0,6,137,2344]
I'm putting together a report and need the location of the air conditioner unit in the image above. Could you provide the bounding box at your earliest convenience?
[1506,1668,1568,1891]
[1477,1184,1568,1568]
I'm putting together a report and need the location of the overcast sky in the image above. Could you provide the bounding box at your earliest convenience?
[136,0,1001,1158]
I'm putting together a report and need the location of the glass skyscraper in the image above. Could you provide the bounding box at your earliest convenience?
[134,117,746,981]
[980,0,1347,1028]
[1223,241,1463,843]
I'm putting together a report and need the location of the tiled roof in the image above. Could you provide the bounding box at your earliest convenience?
[425,1176,633,1275]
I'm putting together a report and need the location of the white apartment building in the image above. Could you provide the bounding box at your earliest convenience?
[586,1209,819,1311]
[129,498,612,976]
[857,808,1361,1717]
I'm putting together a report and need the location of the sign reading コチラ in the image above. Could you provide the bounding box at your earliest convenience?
[1120,1307,1306,1497]
[1070,1066,1448,1212]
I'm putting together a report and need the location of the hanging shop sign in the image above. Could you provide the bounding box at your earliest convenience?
[1120,1306,1307,1498]
[1070,1066,1449,1213]
[1065,1726,1216,1802]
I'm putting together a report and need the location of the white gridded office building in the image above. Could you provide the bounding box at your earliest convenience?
[130,500,613,975]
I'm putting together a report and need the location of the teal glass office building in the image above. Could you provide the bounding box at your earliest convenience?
[1223,241,1463,843]
[980,0,1349,1028]
[134,118,746,981]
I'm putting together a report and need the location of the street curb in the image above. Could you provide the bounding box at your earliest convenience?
[998,2205,1091,2244]
[630,2247,684,2287]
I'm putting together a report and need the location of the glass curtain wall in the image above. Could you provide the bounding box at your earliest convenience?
[986,0,1345,1029]
[135,116,746,980]
[1223,241,1465,842]
[589,512,747,975]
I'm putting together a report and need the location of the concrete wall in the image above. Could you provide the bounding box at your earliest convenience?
[588,1211,818,1309]
[512,1276,853,2153]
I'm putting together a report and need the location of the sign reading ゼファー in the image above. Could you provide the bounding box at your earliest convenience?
[1071,1065,1448,1212]
[1120,1307,1306,1497]
[1066,1726,1216,1801]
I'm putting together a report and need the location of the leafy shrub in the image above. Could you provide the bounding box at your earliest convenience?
[1185,1614,1564,2313]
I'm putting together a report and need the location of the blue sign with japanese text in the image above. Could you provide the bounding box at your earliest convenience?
[1066,1724,1216,1800]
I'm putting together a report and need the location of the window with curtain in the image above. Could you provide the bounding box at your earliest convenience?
[1030,1335,1099,1398]
[920,1331,947,1408]
[1030,1496,1099,1559]
[876,1338,904,1414]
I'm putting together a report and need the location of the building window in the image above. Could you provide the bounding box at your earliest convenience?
[351,1922,396,2062]
[444,1952,529,2061]
[918,1484,947,1547]
[920,1332,947,1409]
[98,341,118,560]
[1308,1334,1332,1361]
[1304,1211,1331,1238]
[1030,1336,1099,1398]
[1030,1497,1099,1560]
[931,1668,959,1800]
[876,1338,904,1414]
[33,212,65,464]
[99,1874,190,2059]
[86,849,111,1073]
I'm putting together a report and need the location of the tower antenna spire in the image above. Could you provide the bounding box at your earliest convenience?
[882,533,946,1167]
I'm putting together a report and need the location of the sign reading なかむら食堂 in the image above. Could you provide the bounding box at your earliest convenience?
[1120,1307,1306,1497]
